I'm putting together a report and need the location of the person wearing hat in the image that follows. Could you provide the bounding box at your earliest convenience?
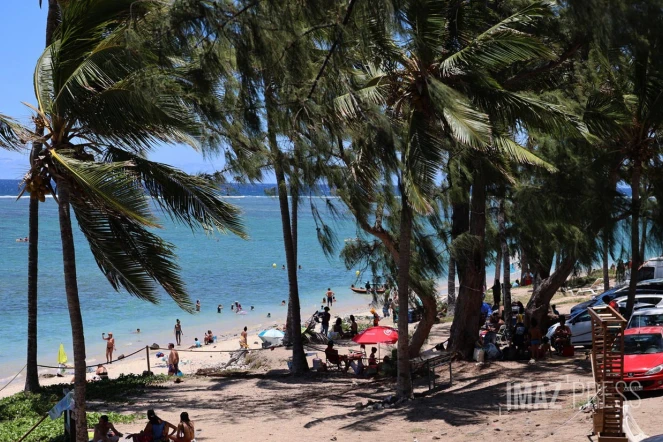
[102,332,115,364]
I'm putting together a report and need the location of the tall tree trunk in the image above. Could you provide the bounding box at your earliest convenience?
[25,0,60,393]
[498,199,511,322]
[396,193,413,398]
[447,258,456,314]
[57,182,87,441]
[626,161,642,317]
[266,90,307,374]
[640,217,647,262]
[291,185,298,266]
[526,256,576,330]
[602,232,610,292]
[449,168,486,359]
[408,292,436,358]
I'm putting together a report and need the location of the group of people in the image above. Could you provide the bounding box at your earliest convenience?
[324,341,392,376]
[93,409,194,442]
[478,295,573,362]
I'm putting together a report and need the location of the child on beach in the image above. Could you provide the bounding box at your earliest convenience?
[171,412,195,442]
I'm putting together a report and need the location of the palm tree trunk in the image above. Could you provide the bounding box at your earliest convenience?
[449,167,486,359]
[266,89,307,374]
[25,197,40,392]
[396,191,413,398]
[602,232,610,292]
[57,181,87,442]
[626,160,642,317]
[447,258,456,314]
[25,0,60,393]
[498,198,510,320]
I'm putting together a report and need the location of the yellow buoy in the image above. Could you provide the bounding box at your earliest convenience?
[272,263,277,268]
[355,270,360,276]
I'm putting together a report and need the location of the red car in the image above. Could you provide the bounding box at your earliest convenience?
[623,326,663,392]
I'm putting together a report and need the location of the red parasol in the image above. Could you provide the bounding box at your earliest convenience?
[352,326,399,345]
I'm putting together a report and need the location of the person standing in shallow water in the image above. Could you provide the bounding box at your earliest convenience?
[195,299,201,311]
[102,332,115,364]
[174,319,183,346]
[326,287,334,307]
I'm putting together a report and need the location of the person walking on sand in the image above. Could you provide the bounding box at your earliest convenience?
[102,332,115,364]
[321,307,331,336]
[171,412,195,442]
[326,287,335,307]
[239,326,249,349]
[168,343,180,376]
[174,319,183,346]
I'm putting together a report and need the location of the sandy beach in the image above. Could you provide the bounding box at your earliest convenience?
[0,299,378,399]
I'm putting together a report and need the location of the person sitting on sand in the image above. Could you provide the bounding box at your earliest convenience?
[127,410,176,442]
[552,315,572,353]
[93,415,122,442]
[95,364,108,381]
[190,338,201,349]
[488,311,503,329]
[239,326,248,349]
[204,330,213,345]
[333,317,348,338]
[349,315,358,337]
[170,412,195,442]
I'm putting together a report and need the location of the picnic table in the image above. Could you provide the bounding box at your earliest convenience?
[410,349,454,390]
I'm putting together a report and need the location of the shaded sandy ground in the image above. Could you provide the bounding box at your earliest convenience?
[92,321,663,442]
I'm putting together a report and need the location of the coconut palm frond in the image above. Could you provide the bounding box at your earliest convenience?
[402,110,444,215]
[70,198,193,312]
[104,147,247,238]
[439,1,554,74]
[493,135,556,172]
[0,113,29,151]
[49,149,159,227]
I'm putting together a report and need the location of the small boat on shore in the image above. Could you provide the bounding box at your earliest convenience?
[350,286,386,294]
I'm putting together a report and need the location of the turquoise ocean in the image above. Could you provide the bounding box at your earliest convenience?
[0,180,373,383]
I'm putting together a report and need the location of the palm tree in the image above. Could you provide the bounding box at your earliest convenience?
[333,0,583,381]
[1,1,246,439]
[23,0,61,394]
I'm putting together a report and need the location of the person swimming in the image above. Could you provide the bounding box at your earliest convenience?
[250,306,255,311]
[267,313,271,318]
[281,300,286,306]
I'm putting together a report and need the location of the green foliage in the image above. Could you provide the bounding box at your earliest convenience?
[0,374,166,442]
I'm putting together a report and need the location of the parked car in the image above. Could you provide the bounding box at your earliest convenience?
[547,294,663,347]
[612,293,663,316]
[627,308,663,329]
[569,278,663,314]
[622,326,663,392]
[635,256,663,281]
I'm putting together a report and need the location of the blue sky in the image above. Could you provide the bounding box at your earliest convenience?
[0,3,228,180]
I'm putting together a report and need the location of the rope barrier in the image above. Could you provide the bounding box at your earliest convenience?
[152,346,275,353]
[0,364,27,392]
[36,347,146,370]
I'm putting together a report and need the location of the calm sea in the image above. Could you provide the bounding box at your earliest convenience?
[0,180,370,381]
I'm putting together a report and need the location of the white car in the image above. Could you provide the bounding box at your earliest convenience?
[627,308,663,329]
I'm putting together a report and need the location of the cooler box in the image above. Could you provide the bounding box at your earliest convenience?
[562,345,575,357]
